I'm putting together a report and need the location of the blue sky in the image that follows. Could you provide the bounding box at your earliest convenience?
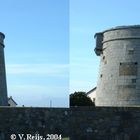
[1,0,140,107]
[0,0,69,107]
[70,0,140,93]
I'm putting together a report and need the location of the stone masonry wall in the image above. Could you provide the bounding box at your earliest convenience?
[0,107,69,140]
[95,26,140,106]
[70,107,140,140]
[1,107,140,140]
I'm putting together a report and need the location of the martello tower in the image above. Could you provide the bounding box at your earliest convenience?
[95,25,140,107]
[0,32,8,106]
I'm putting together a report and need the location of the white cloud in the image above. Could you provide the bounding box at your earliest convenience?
[8,84,68,97]
[6,63,69,77]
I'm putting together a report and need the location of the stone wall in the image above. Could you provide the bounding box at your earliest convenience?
[1,107,140,140]
[70,107,140,140]
[0,107,69,140]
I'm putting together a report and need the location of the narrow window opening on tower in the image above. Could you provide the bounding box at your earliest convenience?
[102,56,107,64]
[100,74,103,78]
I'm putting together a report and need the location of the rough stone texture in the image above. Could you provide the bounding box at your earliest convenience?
[0,107,69,140]
[70,107,140,140]
[95,25,140,106]
[1,107,140,140]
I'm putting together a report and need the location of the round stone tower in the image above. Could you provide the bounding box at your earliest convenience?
[0,32,8,106]
[95,25,140,106]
